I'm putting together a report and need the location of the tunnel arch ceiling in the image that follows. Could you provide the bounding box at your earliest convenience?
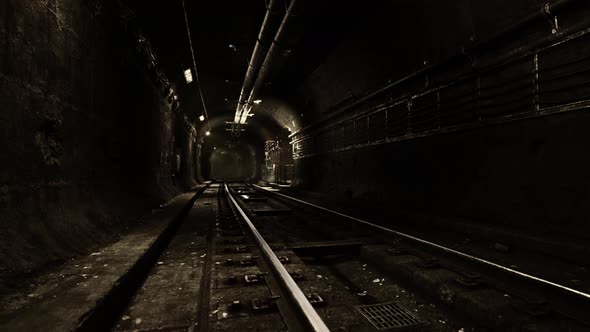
[249,97,303,134]
[122,0,372,142]
[194,112,290,142]
[125,0,523,138]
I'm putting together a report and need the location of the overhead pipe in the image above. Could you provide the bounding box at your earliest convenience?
[241,0,304,122]
[235,0,284,124]
[468,0,579,52]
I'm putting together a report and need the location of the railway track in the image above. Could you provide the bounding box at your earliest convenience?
[245,183,590,330]
[220,183,451,331]
[75,181,590,331]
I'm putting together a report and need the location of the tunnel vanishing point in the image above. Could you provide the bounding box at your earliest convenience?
[2,0,590,331]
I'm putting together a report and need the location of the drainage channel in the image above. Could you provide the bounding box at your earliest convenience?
[77,183,211,332]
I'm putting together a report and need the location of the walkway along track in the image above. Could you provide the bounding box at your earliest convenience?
[249,183,590,329]
[107,182,331,331]
[77,183,211,332]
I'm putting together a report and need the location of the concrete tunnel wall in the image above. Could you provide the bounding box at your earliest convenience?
[0,0,201,277]
[291,0,590,239]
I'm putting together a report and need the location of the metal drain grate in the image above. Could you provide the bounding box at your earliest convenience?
[356,302,423,330]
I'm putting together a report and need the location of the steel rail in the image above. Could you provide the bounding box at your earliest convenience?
[223,183,330,332]
[253,184,590,301]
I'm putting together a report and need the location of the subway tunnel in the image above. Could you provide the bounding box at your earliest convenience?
[2,0,590,330]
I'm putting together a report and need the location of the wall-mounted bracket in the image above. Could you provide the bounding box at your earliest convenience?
[543,3,560,34]
[461,46,477,67]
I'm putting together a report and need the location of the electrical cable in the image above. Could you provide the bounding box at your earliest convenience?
[182,0,211,132]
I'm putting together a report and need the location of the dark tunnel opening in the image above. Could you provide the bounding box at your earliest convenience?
[207,145,256,180]
[2,0,590,330]
[209,148,245,180]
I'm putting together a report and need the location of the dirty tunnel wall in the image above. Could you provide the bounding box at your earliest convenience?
[290,0,590,239]
[0,0,199,277]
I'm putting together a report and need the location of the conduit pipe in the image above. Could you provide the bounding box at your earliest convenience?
[240,0,304,123]
[235,0,284,124]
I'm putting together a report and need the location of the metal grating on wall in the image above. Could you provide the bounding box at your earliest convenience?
[290,11,590,160]
[356,302,423,330]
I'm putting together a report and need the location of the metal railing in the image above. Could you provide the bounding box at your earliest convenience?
[292,3,590,159]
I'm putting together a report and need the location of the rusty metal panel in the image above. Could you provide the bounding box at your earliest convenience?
[409,92,438,132]
[342,121,355,147]
[317,130,332,153]
[385,102,409,138]
[479,56,535,118]
[332,126,345,150]
[439,78,479,127]
[538,33,590,107]
[368,109,386,142]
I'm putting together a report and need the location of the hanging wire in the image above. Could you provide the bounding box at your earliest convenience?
[182,0,211,132]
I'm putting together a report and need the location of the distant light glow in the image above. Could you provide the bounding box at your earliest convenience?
[205,130,211,136]
[238,104,252,124]
[253,99,262,104]
[199,115,205,122]
[239,111,249,124]
[184,69,193,83]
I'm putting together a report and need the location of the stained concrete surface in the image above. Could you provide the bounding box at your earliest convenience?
[0,0,201,283]
[114,189,216,331]
[0,189,203,332]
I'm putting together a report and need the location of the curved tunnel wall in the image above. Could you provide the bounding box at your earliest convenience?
[0,0,200,276]
[291,0,590,239]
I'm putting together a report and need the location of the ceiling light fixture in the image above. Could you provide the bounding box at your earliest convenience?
[205,130,211,136]
[182,0,211,133]
[253,99,262,104]
[199,115,205,122]
[183,68,193,83]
